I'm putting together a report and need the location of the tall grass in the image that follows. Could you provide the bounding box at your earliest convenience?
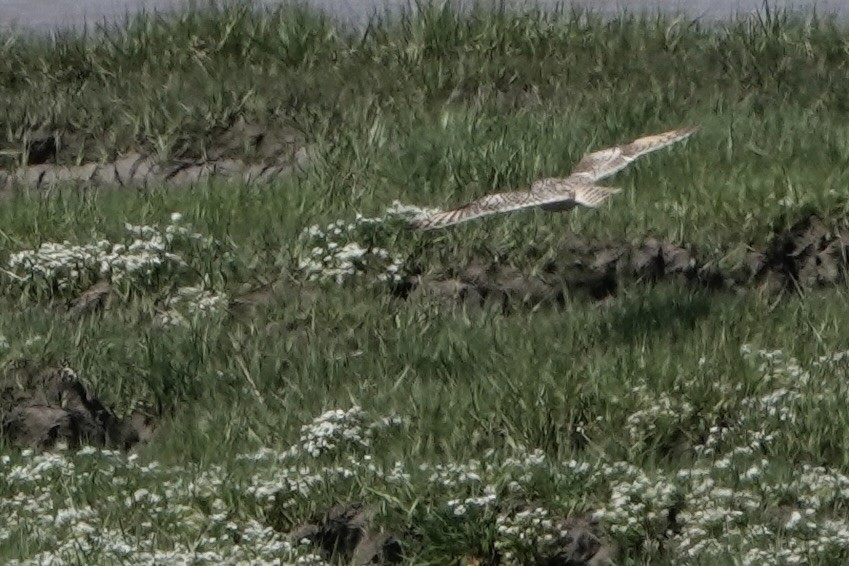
[3,2,849,564]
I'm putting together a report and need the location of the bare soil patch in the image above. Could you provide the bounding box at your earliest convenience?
[0,361,154,451]
[280,502,404,565]
[0,120,313,192]
[406,214,849,310]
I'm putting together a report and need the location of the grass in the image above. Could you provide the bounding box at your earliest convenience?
[3,1,849,564]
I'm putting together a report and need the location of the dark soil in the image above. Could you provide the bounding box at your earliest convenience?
[406,214,849,310]
[282,502,403,565]
[0,360,154,451]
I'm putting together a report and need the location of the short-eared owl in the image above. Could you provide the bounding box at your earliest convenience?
[412,126,698,230]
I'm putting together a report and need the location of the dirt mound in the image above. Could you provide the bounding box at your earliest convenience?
[0,120,313,191]
[519,511,614,566]
[283,502,403,565]
[761,214,847,289]
[407,214,849,310]
[0,361,154,451]
[0,150,312,191]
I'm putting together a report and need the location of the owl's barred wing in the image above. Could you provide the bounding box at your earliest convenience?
[568,126,698,182]
[413,185,620,230]
[539,184,620,211]
[572,184,621,207]
[410,125,692,231]
[414,190,573,230]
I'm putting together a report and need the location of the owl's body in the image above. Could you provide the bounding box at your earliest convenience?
[412,126,697,231]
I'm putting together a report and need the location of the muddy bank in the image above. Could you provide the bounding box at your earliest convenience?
[404,214,849,309]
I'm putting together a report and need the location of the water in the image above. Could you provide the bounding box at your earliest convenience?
[0,0,845,35]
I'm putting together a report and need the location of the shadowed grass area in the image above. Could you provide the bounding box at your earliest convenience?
[3,2,849,564]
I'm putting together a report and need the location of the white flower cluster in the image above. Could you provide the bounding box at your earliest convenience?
[494,506,568,564]
[502,448,547,469]
[624,385,695,450]
[593,461,679,538]
[663,345,849,562]
[4,213,213,291]
[296,406,370,458]
[422,460,483,489]
[550,345,849,563]
[296,200,436,285]
[0,448,329,565]
[243,407,402,463]
[446,484,498,517]
[666,455,844,564]
[245,463,331,505]
[737,347,813,423]
[242,410,408,509]
[156,286,228,327]
[7,348,849,566]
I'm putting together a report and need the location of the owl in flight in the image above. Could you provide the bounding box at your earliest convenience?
[412,126,698,231]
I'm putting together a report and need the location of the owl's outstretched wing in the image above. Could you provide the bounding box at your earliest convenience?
[568,126,698,183]
[413,184,619,230]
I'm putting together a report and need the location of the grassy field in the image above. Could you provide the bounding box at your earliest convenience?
[3,1,849,564]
